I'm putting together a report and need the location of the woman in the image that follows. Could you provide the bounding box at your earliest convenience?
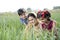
[37,10,58,40]
[24,13,41,40]
[25,13,41,32]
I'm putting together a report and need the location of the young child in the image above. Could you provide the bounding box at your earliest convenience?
[17,8,28,25]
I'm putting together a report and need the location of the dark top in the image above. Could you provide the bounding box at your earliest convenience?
[20,18,28,25]
[41,20,53,30]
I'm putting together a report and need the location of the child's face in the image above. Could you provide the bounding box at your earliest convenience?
[20,13,26,19]
[28,16,36,25]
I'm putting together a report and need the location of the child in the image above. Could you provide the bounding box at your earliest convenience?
[17,8,28,25]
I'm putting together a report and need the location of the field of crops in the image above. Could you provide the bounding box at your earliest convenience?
[0,10,60,40]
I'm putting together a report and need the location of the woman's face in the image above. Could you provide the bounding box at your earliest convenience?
[40,17,47,22]
[28,16,36,25]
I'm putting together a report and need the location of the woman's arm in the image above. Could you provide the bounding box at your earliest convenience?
[52,21,58,39]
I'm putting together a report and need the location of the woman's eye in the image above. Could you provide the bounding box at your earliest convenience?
[28,19,34,21]
[28,20,31,21]
[31,19,33,20]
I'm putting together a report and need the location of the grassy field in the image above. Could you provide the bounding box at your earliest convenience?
[0,10,60,40]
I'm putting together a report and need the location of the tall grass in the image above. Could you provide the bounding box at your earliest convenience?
[0,12,60,40]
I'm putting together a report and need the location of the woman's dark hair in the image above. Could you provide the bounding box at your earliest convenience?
[37,11,51,18]
[17,8,25,16]
[37,10,51,21]
[44,11,51,18]
[27,13,36,19]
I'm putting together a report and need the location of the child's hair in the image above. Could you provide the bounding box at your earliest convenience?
[17,8,25,16]
[27,13,36,19]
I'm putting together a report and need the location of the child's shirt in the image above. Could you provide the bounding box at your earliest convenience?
[20,18,28,25]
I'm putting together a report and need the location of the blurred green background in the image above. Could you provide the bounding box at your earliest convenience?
[0,10,60,40]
